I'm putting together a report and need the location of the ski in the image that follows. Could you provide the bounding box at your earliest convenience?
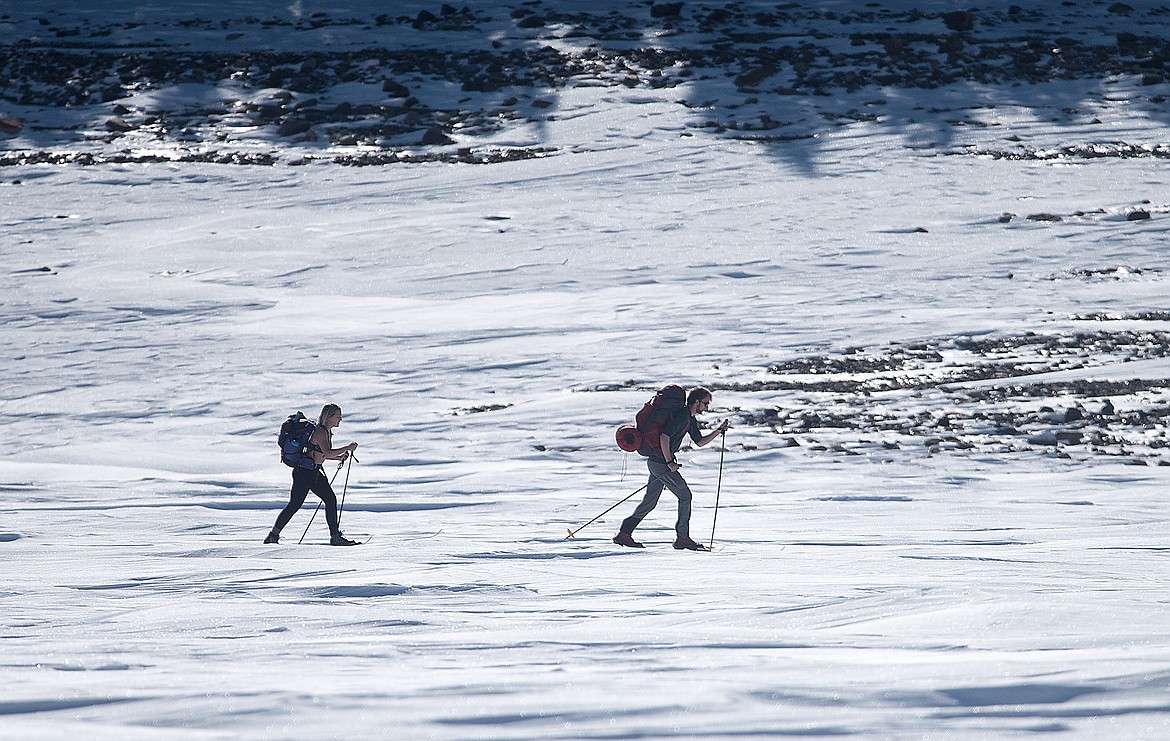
[400,529,442,541]
[291,530,439,546]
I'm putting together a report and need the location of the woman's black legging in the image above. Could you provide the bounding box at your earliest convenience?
[272,466,340,537]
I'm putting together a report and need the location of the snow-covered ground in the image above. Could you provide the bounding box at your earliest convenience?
[3,1,1169,738]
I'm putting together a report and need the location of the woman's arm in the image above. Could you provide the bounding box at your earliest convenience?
[310,428,358,464]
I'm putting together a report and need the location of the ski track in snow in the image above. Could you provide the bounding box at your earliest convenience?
[3,0,1170,738]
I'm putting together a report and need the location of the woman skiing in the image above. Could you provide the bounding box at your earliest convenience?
[264,403,360,546]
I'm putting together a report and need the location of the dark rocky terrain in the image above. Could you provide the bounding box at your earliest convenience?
[723,321,1170,465]
[590,315,1170,466]
[4,1,1170,164]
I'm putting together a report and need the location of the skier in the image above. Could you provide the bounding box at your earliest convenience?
[614,387,729,550]
[264,403,360,546]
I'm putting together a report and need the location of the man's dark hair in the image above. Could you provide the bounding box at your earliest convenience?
[687,387,712,406]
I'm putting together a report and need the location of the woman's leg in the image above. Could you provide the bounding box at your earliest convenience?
[308,470,341,537]
[271,467,314,535]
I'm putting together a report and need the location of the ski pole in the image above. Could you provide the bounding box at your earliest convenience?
[565,470,672,540]
[298,460,346,545]
[708,429,726,550]
[337,453,357,527]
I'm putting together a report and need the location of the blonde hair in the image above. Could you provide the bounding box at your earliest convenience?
[318,404,342,426]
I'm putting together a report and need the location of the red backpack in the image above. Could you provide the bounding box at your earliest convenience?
[616,385,687,456]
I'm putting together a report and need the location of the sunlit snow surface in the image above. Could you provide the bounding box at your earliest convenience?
[2,1,1170,738]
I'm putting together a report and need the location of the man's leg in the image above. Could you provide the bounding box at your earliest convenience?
[620,460,669,534]
[660,471,694,540]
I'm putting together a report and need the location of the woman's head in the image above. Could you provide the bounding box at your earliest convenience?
[319,404,342,427]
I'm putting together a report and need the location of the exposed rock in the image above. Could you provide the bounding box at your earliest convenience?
[382,79,410,98]
[703,329,1170,464]
[4,0,1170,167]
[961,143,1170,161]
[277,118,312,136]
[735,64,778,89]
[942,11,975,33]
[332,146,555,166]
[421,126,455,145]
[0,116,23,135]
[1116,31,1140,55]
[0,150,278,166]
[104,117,135,132]
[651,3,684,19]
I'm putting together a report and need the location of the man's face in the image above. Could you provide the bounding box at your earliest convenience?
[695,396,711,414]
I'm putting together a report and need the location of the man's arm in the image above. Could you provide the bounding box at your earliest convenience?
[660,433,680,471]
[695,419,729,448]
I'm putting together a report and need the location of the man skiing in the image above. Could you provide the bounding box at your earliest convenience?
[614,387,729,550]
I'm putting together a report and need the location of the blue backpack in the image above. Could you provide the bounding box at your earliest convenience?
[278,412,320,469]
